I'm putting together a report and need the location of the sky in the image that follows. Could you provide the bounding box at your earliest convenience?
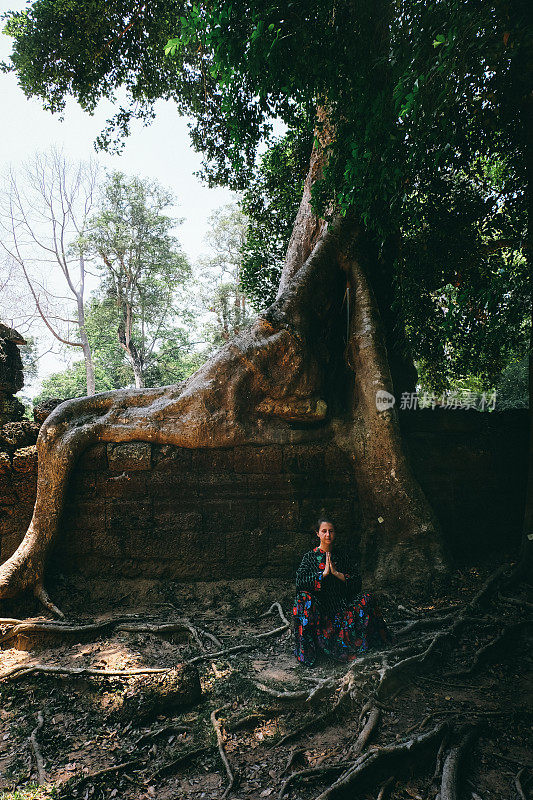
[0,0,235,395]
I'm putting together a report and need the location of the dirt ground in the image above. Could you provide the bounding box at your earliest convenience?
[0,559,531,800]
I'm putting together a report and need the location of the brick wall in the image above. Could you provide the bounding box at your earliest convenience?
[0,409,527,579]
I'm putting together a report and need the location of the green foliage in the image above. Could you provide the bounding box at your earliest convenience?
[2,0,531,398]
[495,356,529,410]
[34,359,114,404]
[399,158,529,394]
[240,128,312,310]
[195,204,254,348]
[87,172,193,386]
[5,1,530,229]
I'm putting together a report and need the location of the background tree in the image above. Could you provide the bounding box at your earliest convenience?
[196,205,254,349]
[0,149,100,395]
[1,0,531,603]
[87,172,191,389]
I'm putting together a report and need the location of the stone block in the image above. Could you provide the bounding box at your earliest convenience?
[68,471,98,500]
[1,531,25,561]
[0,421,39,452]
[226,528,267,573]
[0,475,16,504]
[106,499,153,532]
[152,508,202,534]
[191,447,235,472]
[246,474,294,496]
[100,472,147,500]
[256,499,298,531]
[196,472,248,499]
[152,444,192,471]
[201,500,235,533]
[12,445,37,473]
[77,444,108,471]
[148,471,198,500]
[234,445,282,474]
[12,474,37,503]
[108,442,152,472]
[0,452,11,474]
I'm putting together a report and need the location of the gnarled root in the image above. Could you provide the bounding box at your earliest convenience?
[0,223,345,607]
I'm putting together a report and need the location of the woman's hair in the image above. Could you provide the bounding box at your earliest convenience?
[316,513,335,531]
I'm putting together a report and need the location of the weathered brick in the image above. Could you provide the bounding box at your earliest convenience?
[148,471,198,500]
[152,444,192,471]
[108,442,152,472]
[191,448,235,472]
[234,445,282,474]
[201,500,234,533]
[100,472,147,499]
[12,474,37,503]
[0,475,16,504]
[196,472,248,500]
[77,444,108,471]
[246,474,293,496]
[256,499,298,531]
[12,445,37,473]
[106,499,153,531]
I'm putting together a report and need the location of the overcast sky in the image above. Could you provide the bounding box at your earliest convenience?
[0,0,235,394]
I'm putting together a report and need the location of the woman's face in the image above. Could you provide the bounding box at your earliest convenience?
[317,521,335,549]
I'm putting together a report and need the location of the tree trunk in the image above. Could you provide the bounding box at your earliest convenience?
[336,230,448,590]
[0,129,448,607]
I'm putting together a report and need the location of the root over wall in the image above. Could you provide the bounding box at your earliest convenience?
[0,408,526,581]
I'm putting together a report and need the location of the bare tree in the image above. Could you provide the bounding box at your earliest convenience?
[0,149,100,395]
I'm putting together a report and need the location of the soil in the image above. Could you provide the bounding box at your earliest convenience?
[0,560,531,800]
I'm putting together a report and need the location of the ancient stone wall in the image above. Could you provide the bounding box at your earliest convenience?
[0,409,527,580]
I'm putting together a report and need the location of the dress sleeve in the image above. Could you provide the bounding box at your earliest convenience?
[296,551,324,592]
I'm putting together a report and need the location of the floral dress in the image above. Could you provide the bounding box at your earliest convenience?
[293,546,389,666]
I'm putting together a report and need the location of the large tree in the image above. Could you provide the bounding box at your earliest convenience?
[87,172,192,388]
[0,150,100,395]
[0,0,530,611]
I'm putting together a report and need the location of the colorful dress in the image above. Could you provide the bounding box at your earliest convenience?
[293,546,389,666]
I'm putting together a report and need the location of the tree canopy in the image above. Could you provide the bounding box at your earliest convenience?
[3,1,530,228]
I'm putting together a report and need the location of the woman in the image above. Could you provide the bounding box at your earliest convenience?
[293,516,389,666]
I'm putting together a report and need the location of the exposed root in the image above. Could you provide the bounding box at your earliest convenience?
[395,615,452,637]
[29,710,46,785]
[349,705,380,757]
[188,643,253,664]
[135,723,191,747]
[211,707,237,798]
[450,621,530,676]
[498,594,533,612]
[227,709,280,732]
[313,722,448,800]
[34,583,65,620]
[440,726,480,800]
[278,762,353,800]
[515,767,528,800]
[148,746,215,781]
[1,616,222,650]
[255,682,310,701]
[282,748,307,775]
[60,758,141,795]
[262,601,291,628]
[376,775,395,800]
[2,663,169,682]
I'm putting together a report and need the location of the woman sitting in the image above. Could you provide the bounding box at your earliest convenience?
[293,515,389,666]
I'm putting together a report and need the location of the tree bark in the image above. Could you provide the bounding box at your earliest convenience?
[335,230,448,589]
[0,130,448,605]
